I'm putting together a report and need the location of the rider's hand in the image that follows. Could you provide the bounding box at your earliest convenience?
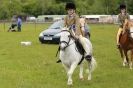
[75,35,79,39]
[73,35,79,40]
[122,30,125,34]
[80,18,85,26]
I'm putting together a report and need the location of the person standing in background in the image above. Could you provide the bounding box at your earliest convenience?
[17,16,22,32]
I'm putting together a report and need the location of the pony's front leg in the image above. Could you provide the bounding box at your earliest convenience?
[67,62,77,85]
[123,57,127,67]
[119,48,127,66]
[129,62,132,69]
[124,50,129,66]
[87,57,97,80]
[62,64,69,72]
[129,50,133,69]
[79,63,84,80]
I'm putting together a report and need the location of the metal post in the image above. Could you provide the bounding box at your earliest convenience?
[3,21,5,32]
[35,20,36,31]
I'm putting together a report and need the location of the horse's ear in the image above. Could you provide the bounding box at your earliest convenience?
[66,28,69,30]
[62,27,67,31]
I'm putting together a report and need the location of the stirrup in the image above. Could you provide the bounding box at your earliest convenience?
[56,59,61,63]
[85,55,92,61]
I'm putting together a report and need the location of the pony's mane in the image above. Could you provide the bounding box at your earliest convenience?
[123,20,133,30]
[61,27,71,34]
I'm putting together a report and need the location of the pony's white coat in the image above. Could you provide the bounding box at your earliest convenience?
[59,28,97,85]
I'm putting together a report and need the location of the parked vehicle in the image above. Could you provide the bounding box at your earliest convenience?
[39,20,64,43]
[39,20,90,44]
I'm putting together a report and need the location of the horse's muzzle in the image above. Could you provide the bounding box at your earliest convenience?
[59,41,69,51]
[60,45,67,51]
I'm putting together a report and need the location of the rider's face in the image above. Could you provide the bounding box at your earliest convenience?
[121,9,126,14]
[67,9,75,16]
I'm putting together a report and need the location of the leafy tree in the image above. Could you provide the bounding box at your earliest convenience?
[127,0,133,14]
[55,0,74,3]
[0,0,133,20]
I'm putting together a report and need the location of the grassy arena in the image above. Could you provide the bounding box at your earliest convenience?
[0,23,133,88]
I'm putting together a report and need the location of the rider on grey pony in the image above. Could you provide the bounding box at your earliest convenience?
[57,2,92,63]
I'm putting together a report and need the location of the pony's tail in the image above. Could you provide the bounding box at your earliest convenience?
[90,57,97,72]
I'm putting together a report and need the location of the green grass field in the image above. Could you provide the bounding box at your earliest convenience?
[0,23,133,88]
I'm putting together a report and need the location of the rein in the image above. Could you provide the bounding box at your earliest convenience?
[55,40,74,57]
[60,35,74,50]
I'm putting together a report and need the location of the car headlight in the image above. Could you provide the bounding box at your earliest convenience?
[54,33,61,37]
[39,33,43,37]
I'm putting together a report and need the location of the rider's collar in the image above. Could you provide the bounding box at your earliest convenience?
[121,12,126,16]
[68,13,76,18]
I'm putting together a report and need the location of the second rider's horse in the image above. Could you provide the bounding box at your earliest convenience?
[119,20,133,69]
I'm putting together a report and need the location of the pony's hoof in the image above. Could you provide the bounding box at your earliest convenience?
[116,44,120,49]
[123,62,127,67]
[129,67,132,70]
[79,77,84,81]
[67,83,73,86]
[68,84,73,87]
[88,76,91,80]
[123,63,126,67]
[67,81,73,86]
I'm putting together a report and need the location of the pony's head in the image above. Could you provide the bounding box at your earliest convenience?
[129,26,133,38]
[123,19,133,38]
[59,27,71,50]
[123,19,129,29]
[123,19,131,32]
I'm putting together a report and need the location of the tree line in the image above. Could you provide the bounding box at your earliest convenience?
[0,0,132,20]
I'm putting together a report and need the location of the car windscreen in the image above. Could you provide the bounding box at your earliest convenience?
[49,20,64,29]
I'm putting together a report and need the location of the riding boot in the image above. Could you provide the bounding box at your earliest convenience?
[56,59,61,63]
[78,35,92,61]
[117,44,121,49]
[116,37,121,49]
[116,28,122,49]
